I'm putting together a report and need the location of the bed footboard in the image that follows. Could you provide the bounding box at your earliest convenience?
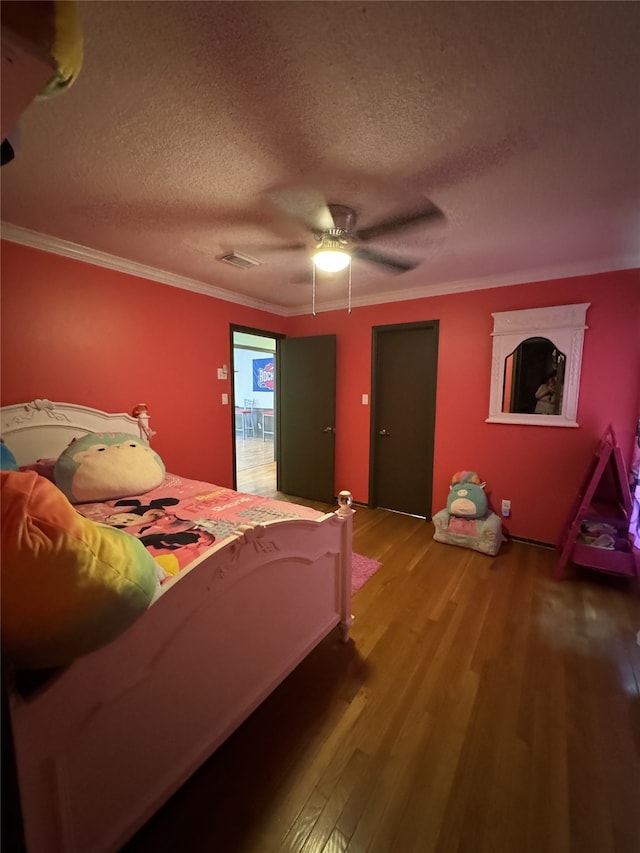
[9,499,354,853]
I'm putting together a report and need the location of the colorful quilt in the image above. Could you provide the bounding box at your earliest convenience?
[76,473,322,578]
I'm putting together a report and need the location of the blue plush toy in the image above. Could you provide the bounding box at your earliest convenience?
[0,439,18,471]
[446,471,488,519]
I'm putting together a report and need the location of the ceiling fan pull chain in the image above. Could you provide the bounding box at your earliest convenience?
[312,264,317,317]
[348,262,352,314]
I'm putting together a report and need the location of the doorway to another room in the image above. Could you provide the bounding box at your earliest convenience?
[231,328,279,496]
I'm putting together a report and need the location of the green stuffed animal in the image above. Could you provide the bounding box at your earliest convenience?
[446,471,488,519]
[54,432,165,503]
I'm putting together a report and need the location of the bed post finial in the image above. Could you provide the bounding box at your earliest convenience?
[132,403,155,443]
[336,489,355,643]
[336,490,354,518]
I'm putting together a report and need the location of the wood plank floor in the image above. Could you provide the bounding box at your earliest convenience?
[236,437,275,475]
[237,461,277,496]
[124,500,640,853]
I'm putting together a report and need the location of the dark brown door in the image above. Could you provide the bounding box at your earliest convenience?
[277,334,336,502]
[370,321,439,518]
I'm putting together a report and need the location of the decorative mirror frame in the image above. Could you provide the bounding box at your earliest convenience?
[487,303,590,427]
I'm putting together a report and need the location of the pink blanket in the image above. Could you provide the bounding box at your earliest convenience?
[76,473,321,577]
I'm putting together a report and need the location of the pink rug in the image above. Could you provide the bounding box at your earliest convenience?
[352,552,382,593]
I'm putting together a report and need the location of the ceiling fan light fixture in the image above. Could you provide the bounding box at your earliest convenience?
[312,232,351,272]
[312,248,351,272]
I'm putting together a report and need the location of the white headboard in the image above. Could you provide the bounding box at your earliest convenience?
[1,399,152,466]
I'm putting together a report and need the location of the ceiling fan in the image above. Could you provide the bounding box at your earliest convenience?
[223,189,446,313]
[313,202,446,275]
[257,196,446,278]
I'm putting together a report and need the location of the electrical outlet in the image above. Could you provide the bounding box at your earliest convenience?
[501,499,511,518]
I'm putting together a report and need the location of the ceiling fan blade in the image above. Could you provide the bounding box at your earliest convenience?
[263,186,334,233]
[232,241,307,256]
[352,246,418,273]
[291,273,312,285]
[354,203,445,242]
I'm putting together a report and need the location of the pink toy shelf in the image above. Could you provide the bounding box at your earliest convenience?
[556,425,639,580]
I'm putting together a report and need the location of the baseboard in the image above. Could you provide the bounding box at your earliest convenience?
[508,535,556,550]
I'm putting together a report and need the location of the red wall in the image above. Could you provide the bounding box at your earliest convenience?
[2,239,638,543]
[0,241,287,486]
[288,270,640,543]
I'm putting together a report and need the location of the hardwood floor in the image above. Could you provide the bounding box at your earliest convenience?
[237,462,276,496]
[236,436,277,495]
[124,503,640,853]
[236,436,275,473]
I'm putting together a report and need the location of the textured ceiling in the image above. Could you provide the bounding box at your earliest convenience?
[1,0,639,313]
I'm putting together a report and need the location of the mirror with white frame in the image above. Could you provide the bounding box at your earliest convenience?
[487,303,590,427]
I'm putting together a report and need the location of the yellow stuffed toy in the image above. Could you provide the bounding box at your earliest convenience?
[1,0,83,97]
[1,470,159,669]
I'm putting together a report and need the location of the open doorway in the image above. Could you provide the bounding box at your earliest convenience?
[231,328,280,496]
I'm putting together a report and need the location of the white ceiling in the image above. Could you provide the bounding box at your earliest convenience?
[2,1,639,314]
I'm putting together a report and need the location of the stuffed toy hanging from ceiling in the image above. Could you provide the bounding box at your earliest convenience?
[1,0,83,165]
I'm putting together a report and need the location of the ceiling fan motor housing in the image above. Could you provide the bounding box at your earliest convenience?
[316,228,351,251]
[327,204,357,232]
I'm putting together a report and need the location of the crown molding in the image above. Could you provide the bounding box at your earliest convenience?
[0,223,287,316]
[2,222,638,318]
[293,254,640,315]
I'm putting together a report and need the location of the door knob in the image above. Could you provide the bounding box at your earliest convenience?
[322,426,335,433]
[379,429,390,436]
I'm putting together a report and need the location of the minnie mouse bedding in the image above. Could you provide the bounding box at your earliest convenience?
[76,473,321,578]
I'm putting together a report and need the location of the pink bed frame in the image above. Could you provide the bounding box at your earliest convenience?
[1,400,354,853]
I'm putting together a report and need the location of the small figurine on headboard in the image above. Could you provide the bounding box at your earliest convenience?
[132,403,155,441]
